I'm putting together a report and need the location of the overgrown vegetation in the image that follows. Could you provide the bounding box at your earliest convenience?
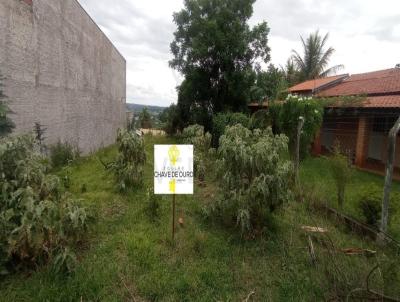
[49,140,79,168]
[182,124,212,181]
[0,135,89,275]
[211,112,250,147]
[270,94,323,159]
[208,124,292,235]
[0,74,15,137]
[33,122,47,154]
[248,109,271,130]
[1,135,399,301]
[329,143,353,209]
[357,185,399,228]
[104,129,146,191]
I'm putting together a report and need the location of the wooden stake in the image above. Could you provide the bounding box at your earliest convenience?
[172,194,176,241]
[380,116,400,237]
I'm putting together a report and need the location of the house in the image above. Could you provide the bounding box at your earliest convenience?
[288,74,349,95]
[0,0,126,154]
[292,67,400,174]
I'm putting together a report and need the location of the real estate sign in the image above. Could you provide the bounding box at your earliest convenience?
[154,145,194,194]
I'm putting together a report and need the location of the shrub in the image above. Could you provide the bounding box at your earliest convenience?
[357,185,398,227]
[329,143,352,209]
[211,112,250,147]
[106,129,146,191]
[49,140,79,168]
[182,124,211,154]
[248,109,271,130]
[211,124,292,235]
[0,135,89,274]
[182,124,211,181]
[269,94,323,159]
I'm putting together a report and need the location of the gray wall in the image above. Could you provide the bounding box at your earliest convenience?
[0,0,126,154]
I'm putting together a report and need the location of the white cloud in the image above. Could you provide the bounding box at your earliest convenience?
[78,0,400,107]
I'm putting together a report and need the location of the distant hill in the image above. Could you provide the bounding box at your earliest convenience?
[126,103,166,115]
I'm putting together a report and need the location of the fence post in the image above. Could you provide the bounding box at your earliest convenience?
[379,116,400,239]
[295,116,305,188]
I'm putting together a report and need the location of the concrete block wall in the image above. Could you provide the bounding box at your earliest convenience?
[0,0,126,154]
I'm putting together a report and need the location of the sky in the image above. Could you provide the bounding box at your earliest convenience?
[78,0,400,107]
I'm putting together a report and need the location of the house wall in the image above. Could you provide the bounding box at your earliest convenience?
[320,115,358,159]
[0,0,126,154]
[380,135,400,168]
[318,113,400,170]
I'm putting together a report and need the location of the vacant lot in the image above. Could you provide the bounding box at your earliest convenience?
[1,135,399,301]
[301,157,400,241]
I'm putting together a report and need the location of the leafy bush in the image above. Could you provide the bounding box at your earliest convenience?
[269,94,323,159]
[106,129,146,191]
[329,143,352,209]
[211,124,292,235]
[182,124,211,181]
[357,185,398,227]
[182,124,211,154]
[0,135,89,274]
[211,112,250,147]
[49,140,79,168]
[248,109,271,130]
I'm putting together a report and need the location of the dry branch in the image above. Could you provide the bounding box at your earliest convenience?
[301,225,328,233]
[242,290,255,302]
[307,235,317,265]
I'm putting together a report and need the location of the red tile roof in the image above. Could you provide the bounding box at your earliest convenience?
[363,95,400,108]
[318,68,400,97]
[327,95,400,108]
[288,74,348,93]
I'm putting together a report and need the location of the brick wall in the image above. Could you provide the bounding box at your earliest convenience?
[354,116,371,166]
[0,0,126,154]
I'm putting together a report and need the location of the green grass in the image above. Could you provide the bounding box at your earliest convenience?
[300,156,400,240]
[1,137,399,301]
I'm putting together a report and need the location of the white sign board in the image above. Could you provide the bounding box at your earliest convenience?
[154,145,194,194]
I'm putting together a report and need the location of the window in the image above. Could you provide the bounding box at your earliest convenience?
[372,116,397,133]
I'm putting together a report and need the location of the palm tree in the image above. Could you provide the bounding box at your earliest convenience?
[291,30,343,81]
[282,58,298,87]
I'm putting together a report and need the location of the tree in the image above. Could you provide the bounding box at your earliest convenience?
[269,94,323,159]
[291,30,343,82]
[0,74,15,137]
[170,0,271,129]
[159,104,184,135]
[103,129,146,192]
[139,107,152,129]
[282,58,299,88]
[251,64,287,101]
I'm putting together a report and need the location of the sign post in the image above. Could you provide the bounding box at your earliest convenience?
[172,194,176,240]
[154,145,193,241]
